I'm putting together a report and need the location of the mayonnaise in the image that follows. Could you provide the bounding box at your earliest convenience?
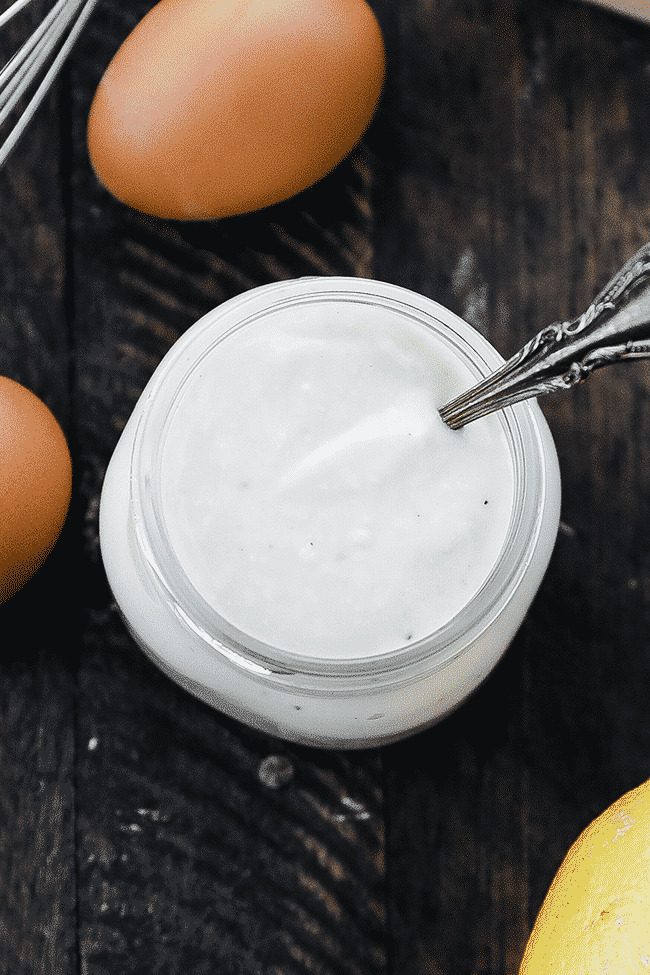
[100,278,561,747]
[160,302,514,658]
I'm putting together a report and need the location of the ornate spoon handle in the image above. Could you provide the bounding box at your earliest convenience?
[439,242,650,429]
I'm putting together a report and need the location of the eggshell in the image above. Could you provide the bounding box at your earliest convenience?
[87,0,385,220]
[0,378,72,603]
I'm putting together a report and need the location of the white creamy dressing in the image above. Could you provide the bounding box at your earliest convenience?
[159,302,515,658]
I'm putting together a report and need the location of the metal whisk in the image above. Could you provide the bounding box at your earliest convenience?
[0,0,98,167]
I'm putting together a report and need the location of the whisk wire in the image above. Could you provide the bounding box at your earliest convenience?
[0,0,77,113]
[0,0,34,31]
[0,0,98,166]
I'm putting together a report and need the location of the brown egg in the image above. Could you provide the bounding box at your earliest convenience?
[87,0,385,220]
[0,378,72,603]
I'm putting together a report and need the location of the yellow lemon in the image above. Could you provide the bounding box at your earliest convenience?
[520,779,650,975]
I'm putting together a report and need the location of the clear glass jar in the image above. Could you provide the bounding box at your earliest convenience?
[99,277,561,748]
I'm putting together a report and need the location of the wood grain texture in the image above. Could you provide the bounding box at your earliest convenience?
[0,7,77,972]
[373,1,650,973]
[65,2,385,972]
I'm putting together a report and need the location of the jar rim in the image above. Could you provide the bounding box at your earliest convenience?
[129,277,549,690]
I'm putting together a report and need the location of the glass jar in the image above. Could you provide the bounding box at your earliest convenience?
[99,277,561,748]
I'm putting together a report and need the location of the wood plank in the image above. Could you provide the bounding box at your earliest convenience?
[374,1,650,972]
[0,7,77,970]
[67,2,386,971]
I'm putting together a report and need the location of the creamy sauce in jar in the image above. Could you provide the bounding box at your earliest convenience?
[159,301,515,659]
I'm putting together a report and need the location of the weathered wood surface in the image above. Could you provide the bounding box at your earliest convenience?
[0,0,649,973]
[0,3,77,971]
[375,3,650,973]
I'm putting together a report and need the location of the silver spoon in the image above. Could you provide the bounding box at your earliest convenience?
[440,242,650,429]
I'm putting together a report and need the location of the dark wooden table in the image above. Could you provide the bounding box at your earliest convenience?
[1,1,649,972]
